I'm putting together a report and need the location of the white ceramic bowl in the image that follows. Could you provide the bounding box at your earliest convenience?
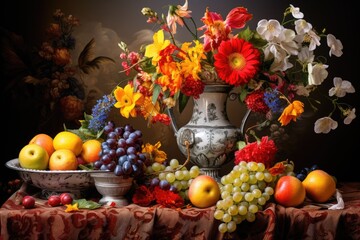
[90,172,133,206]
[5,158,104,197]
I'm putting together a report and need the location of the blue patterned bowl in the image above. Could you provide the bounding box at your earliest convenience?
[5,158,104,198]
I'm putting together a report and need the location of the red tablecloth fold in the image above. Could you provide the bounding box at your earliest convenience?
[1,182,360,240]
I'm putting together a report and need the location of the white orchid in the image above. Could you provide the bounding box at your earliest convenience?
[307,63,328,86]
[327,34,343,57]
[314,117,338,134]
[344,108,356,125]
[289,4,304,19]
[329,77,355,97]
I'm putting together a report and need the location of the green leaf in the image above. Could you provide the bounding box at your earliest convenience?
[179,93,189,114]
[152,84,162,105]
[237,27,254,41]
[73,199,101,209]
[239,88,248,102]
[78,164,94,170]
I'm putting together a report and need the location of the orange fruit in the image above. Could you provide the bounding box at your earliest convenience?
[49,149,78,170]
[274,175,306,207]
[80,139,102,163]
[302,169,336,203]
[53,131,83,156]
[29,133,55,157]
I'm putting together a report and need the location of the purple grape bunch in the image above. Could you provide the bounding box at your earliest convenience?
[94,121,147,179]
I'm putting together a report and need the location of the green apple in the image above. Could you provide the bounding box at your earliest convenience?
[18,143,49,170]
[188,175,221,208]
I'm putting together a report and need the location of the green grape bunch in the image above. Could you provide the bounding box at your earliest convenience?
[214,160,295,234]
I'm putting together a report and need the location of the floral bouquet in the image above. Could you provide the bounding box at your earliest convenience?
[106,0,355,136]
[80,1,355,170]
[72,1,357,234]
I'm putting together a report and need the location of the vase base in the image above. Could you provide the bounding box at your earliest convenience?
[200,167,221,182]
[99,196,129,207]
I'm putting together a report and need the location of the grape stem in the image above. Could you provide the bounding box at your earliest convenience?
[145,140,191,177]
[176,140,191,171]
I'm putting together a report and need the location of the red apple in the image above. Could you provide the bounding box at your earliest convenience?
[22,195,35,209]
[188,175,220,208]
[274,175,306,207]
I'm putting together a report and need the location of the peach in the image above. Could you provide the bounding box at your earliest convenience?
[302,170,336,203]
[80,139,102,163]
[49,149,78,170]
[29,133,55,158]
[274,175,306,207]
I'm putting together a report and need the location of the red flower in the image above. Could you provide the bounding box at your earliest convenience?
[181,76,205,99]
[151,113,171,125]
[132,185,155,207]
[244,90,269,114]
[153,186,184,208]
[234,136,277,168]
[214,38,260,86]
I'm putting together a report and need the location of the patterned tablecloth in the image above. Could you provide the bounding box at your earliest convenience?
[1,182,359,240]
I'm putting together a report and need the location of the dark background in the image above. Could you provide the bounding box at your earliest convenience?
[1,1,359,201]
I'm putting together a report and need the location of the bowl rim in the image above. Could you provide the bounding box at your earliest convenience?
[5,158,107,174]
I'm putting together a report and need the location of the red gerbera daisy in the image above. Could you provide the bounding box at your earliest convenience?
[214,38,260,86]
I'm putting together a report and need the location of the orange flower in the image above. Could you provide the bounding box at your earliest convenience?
[268,162,286,176]
[278,100,304,126]
[53,48,71,66]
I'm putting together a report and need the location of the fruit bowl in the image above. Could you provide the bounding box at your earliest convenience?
[5,158,105,198]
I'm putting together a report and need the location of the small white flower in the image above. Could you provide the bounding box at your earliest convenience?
[298,46,314,65]
[344,108,356,125]
[327,34,343,57]
[256,19,282,41]
[294,19,312,35]
[264,44,293,72]
[307,30,321,51]
[277,28,299,55]
[314,117,338,134]
[329,77,355,97]
[289,4,304,19]
[308,63,328,86]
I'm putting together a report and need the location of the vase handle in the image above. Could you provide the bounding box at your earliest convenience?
[167,107,179,134]
[240,108,251,136]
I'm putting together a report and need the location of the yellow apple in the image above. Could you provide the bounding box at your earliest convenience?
[49,149,78,171]
[18,143,49,170]
[188,175,220,208]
